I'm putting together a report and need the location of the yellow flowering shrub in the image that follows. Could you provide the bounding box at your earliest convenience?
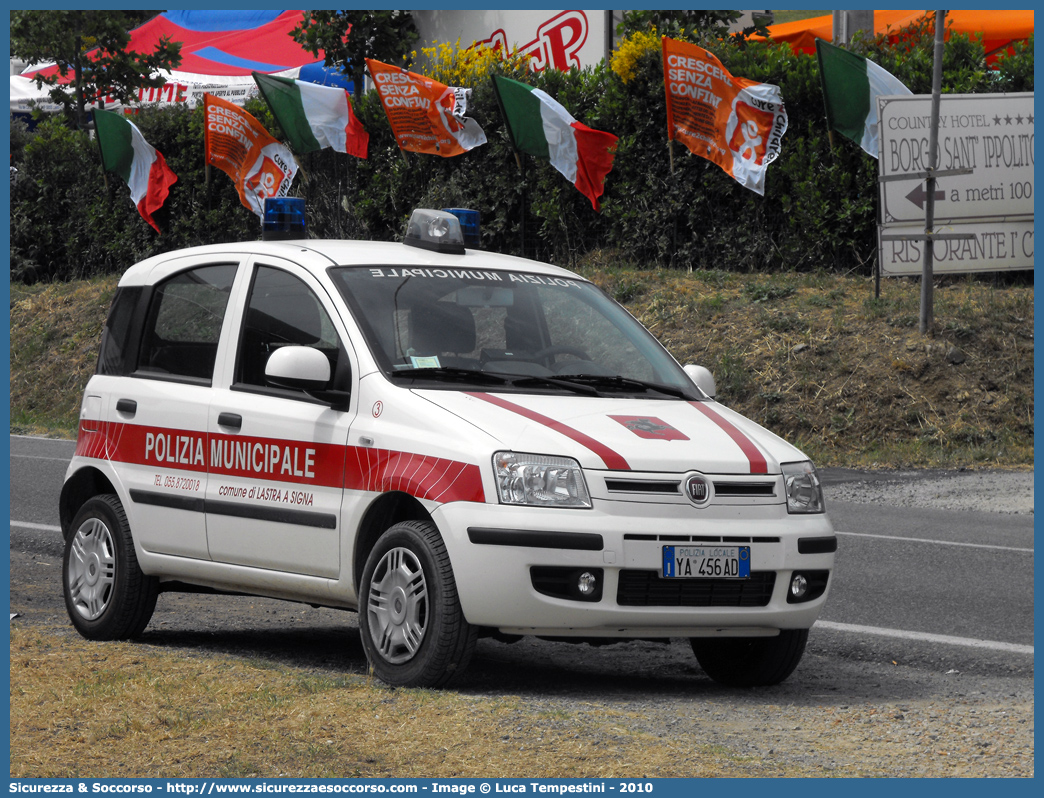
[610,29,662,83]
[419,39,531,86]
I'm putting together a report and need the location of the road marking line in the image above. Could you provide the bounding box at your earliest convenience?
[11,521,62,532]
[815,620,1034,655]
[11,519,1033,657]
[836,530,1033,553]
[10,453,72,462]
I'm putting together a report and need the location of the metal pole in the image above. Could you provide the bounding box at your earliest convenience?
[604,10,613,64]
[520,159,527,259]
[833,9,875,46]
[919,9,946,336]
[832,10,847,45]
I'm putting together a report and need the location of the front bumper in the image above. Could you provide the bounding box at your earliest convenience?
[433,496,835,637]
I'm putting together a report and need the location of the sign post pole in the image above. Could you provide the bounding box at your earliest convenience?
[919,10,946,336]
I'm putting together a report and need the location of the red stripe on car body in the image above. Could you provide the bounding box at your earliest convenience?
[343,447,485,504]
[74,420,485,504]
[467,392,631,470]
[687,401,769,474]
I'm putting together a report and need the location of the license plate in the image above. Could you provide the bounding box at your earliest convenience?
[662,545,750,578]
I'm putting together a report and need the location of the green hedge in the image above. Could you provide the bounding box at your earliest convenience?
[9,26,1033,283]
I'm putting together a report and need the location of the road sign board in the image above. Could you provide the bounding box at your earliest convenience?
[878,93,1034,224]
[878,218,1034,276]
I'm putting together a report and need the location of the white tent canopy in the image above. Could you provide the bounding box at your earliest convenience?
[11,10,351,117]
[11,69,277,116]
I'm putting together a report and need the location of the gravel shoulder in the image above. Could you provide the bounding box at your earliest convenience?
[821,467,1035,515]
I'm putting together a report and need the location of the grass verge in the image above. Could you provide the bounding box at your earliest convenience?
[576,260,1033,469]
[9,265,1034,468]
[10,626,822,779]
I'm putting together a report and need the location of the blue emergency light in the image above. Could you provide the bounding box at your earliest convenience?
[442,208,480,248]
[262,197,307,240]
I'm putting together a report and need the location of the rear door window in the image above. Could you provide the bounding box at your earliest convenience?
[137,264,237,383]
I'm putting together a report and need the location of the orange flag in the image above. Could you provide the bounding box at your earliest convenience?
[203,93,298,217]
[366,59,486,157]
[662,37,788,195]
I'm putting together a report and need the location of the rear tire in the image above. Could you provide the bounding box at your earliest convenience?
[691,629,808,687]
[63,495,158,640]
[359,520,477,688]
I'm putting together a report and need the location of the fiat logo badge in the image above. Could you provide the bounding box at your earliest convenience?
[684,473,712,507]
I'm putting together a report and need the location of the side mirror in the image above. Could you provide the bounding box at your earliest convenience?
[683,364,716,399]
[265,346,331,392]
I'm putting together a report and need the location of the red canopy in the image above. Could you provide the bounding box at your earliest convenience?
[754,9,1034,62]
[24,10,335,80]
[173,11,325,76]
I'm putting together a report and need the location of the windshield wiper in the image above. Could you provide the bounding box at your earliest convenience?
[546,374,694,399]
[388,367,692,398]
[389,366,510,386]
[505,374,600,396]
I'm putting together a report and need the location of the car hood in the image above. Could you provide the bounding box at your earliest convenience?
[413,390,806,475]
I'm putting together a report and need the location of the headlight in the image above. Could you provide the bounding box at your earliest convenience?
[493,452,591,508]
[781,461,825,514]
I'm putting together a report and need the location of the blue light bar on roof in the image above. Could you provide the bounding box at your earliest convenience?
[262,197,307,241]
[442,208,480,248]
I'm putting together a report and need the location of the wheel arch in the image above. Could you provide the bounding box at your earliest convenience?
[59,466,119,540]
[352,491,433,593]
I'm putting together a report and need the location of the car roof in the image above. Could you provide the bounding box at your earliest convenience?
[118,239,587,287]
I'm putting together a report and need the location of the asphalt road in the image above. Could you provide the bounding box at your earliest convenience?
[8,434,1035,679]
[8,434,1034,777]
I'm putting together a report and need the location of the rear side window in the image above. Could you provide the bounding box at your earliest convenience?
[97,286,144,376]
[137,264,237,382]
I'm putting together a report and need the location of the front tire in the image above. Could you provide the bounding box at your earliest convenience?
[359,520,477,688]
[691,629,809,687]
[63,495,158,640]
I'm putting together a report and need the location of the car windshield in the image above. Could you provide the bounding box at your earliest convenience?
[329,265,701,399]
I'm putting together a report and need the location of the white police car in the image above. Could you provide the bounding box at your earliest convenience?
[60,205,835,688]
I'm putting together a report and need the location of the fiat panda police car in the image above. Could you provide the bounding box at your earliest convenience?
[60,205,836,688]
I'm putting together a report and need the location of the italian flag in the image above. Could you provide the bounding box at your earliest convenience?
[815,38,912,159]
[492,76,618,211]
[93,109,178,233]
[253,72,369,159]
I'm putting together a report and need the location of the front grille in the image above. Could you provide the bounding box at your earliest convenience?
[617,570,776,607]
[623,534,781,544]
[605,479,680,494]
[603,478,777,501]
[713,481,776,497]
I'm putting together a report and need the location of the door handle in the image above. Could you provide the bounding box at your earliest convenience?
[116,398,137,416]
[217,412,242,430]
